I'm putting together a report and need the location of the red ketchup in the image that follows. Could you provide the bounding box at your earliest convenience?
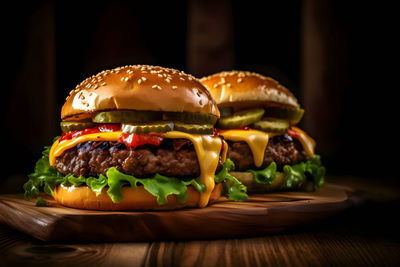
[59,124,120,142]
[59,124,165,149]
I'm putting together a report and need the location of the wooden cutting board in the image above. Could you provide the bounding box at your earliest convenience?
[0,184,366,242]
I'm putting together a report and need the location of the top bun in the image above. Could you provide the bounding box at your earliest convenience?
[62,65,219,120]
[200,71,299,108]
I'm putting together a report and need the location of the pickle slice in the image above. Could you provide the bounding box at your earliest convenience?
[264,106,304,125]
[217,108,265,129]
[60,121,95,132]
[93,110,162,123]
[251,118,289,133]
[164,112,217,125]
[174,122,214,134]
[121,122,174,134]
[219,107,234,117]
[60,121,96,132]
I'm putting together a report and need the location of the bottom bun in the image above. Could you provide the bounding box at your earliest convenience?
[53,183,222,210]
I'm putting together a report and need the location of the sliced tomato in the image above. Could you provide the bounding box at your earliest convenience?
[118,132,164,148]
[287,129,300,139]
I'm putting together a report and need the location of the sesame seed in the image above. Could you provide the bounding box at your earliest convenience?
[172,85,178,89]
[227,83,232,88]
[152,85,162,90]
[138,79,142,84]
[237,78,243,83]
[142,77,147,81]
[165,78,171,83]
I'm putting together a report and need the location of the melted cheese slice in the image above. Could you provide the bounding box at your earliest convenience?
[290,126,315,158]
[49,131,122,166]
[220,127,316,167]
[49,131,227,208]
[165,132,227,208]
[220,129,278,167]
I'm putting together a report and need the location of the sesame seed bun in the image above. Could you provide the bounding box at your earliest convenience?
[53,183,222,211]
[61,65,220,120]
[200,71,299,108]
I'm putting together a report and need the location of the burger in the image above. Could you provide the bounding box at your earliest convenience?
[24,65,247,210]
[200,71,325,193]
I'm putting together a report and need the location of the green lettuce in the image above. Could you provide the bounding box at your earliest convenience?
[215,158,248,201]
[245,155,325,191]
[247,162,277,184]
[35,197,48,207]
[24,141,247,205]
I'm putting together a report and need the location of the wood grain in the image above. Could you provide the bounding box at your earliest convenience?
[143,231,400,267]
[0,224,148,267]
[1,222,399,267]
[0,184,365,242]
[2,177,398,267]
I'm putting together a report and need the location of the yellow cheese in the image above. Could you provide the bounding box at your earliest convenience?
[166,131,226,207]
[49,131,123,166]
[220,127,316,167]
[220,129,278,167]
[49,131,226,208]
[290,126,315,158]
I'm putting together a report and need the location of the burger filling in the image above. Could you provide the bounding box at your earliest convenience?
[227,134,307,171]
[54,139,223,178]
[24,128,247,206]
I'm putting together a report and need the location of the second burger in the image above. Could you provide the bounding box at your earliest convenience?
[201,71,325,193]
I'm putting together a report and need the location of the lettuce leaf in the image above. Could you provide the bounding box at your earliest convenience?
[86,175,108,196]
[24,141,248,205]
[215,158,248,201]
[105,167,189,205]
[248,162,277,184]
[245,155,326,191]
[35,197,48,207]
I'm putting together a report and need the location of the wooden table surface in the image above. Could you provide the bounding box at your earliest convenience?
[1,176,400,267]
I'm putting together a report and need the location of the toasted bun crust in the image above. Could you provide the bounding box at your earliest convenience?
[62,65,219,120]
[53,183,222,211]
[200,71,299,108]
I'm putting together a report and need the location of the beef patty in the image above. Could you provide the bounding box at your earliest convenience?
[54,139,223,178]
[227,134,307,171]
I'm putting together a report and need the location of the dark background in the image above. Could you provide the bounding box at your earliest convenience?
[1,0,398,192]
